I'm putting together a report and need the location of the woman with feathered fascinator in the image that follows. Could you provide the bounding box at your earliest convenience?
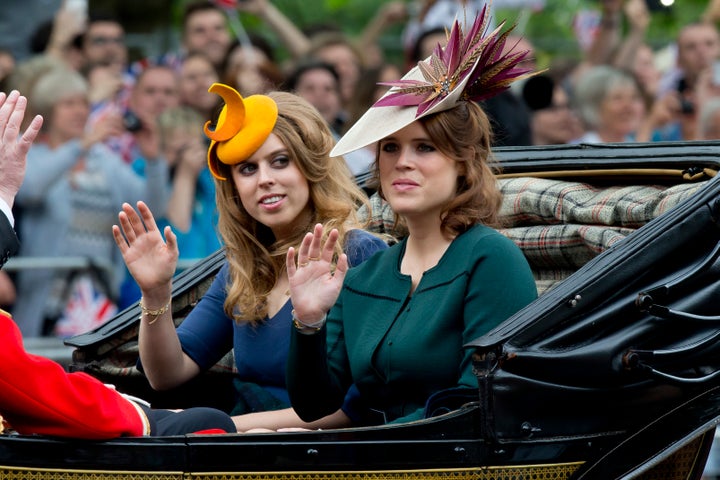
[285,5,540,427]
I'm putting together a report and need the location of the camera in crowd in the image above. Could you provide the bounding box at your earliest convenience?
[122,110,143,132]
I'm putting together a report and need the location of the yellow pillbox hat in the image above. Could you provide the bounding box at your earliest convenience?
[204,83,279,180]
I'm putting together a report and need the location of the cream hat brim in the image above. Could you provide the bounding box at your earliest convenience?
[330,55,477,158]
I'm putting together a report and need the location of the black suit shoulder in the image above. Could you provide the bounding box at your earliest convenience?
[0,213,18,269]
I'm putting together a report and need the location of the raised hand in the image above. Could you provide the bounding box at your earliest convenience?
[286,224,348,324]
[624,0,650,33]
[0,91,43,210]
[81,111,124,150]
[234,0,268,16]
[112,201,178,299]
[176,137,208,177]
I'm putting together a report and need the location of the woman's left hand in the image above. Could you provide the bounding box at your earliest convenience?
[286,224,348,324]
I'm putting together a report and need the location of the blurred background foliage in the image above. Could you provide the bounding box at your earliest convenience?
[97,0,709,68]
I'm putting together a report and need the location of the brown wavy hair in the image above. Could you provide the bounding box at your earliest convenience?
[375,100,503,237]
[213,91,368,323]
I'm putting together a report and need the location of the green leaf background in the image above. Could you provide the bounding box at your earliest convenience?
[105,0,710,70]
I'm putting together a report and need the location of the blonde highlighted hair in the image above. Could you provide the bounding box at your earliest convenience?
[214,91,368,323]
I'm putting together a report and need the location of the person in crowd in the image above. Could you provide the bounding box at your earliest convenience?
[132,0,230,77]
[81,13,128,74]
[355,1,409,69]
[131,1,233,77]
[177,1,232,70]
[522,74,581,145]
[114,65,181,308]
[634,76,694,143]
[479,33,533,147]
[283,60,343,136]
[305,32,365,109]
[106,64,180,165]
[697,97,720,139]
[127,65,180,127]
[113,84,387,433]
[78,13,138,167]
[178,52,221,122]
[0,48,15,92]
[284,10,538,427]
[236,0,405,72]
[639,18,720,144]
[566,0,661,140]
[5,55,66,131]
[156,105,221,262]
[341,62,403,181]
[627,43,661,107]
[235,0,312,61]
[24,9,132,145]
[571,65,646,143]
[81,12,135,109]
[85,61,127,115]
[29,3,85,72]
[578,0,624,73]
[402,0,491,69]
[117,104,221,310]
[0,91,39,265]
[682,64,720,140]
[344,62,403,136]
[658,21,720,98]
[611,0,660,105]
[0,89,235,438]
[0,88,26,310]
[0,94,35,323]
[232,0,406,121]
[283,60,374,178]
[408,27,447,68]
[11,67,168,338]
[407,15,533,147]
[220,36,285,97]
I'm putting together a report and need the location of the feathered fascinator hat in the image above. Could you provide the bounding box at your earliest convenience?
[204,83,279,180]
[331,4,536,157]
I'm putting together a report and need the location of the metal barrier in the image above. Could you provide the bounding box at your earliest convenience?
[3,256,205,366]
[3,257,203,272]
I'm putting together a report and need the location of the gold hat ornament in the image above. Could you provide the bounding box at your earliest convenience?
[331,4,536,157]
[205,83,279,180]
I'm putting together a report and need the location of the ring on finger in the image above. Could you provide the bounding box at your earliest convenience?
[307,256,321,261]
[298,261,309,268]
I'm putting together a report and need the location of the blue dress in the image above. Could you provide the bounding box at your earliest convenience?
[175,229,387,407]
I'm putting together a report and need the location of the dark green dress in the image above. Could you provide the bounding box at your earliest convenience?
[288,224,538,424]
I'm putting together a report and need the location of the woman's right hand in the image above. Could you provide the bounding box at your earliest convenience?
[286,224,348,324]
[113,201,178,300]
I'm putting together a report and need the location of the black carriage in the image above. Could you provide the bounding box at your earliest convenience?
[4,141,720,479]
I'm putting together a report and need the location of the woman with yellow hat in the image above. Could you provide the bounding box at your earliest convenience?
[114,85,387,432]
[285,6,538,426]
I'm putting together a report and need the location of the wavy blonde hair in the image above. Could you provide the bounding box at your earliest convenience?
[375,100,503,237]
[214,91,368,323]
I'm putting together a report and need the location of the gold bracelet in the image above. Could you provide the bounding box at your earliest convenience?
[291,309,326,333]
[139,297,171,325]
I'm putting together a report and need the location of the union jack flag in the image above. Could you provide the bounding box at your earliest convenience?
[54,274,117,339]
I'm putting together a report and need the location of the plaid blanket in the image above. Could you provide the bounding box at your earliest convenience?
[359,177,704,294]
[498,177,701,228]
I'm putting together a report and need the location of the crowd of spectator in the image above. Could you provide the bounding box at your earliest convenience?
[1,0,720,338]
